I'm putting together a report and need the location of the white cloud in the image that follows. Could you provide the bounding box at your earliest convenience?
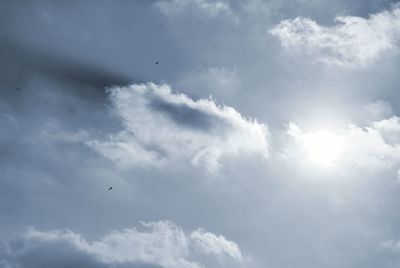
[88,83,269,172]
[372,116,400,145]
[283,116,400,171]
[7,221,243,268]
[154,0,237,22]
[190,229,242,261]
[270,7,400,67]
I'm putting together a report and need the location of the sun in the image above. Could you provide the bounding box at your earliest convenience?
[300,130,344,167]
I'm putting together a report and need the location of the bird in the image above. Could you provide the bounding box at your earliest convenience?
[108,186,113,191]
[155,61,159,65]
[128,130,135,136]
[14,86,23,91]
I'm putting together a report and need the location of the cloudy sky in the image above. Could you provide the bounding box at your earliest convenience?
[1,0,400,267]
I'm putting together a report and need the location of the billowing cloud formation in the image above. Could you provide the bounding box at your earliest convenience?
[190,229,242,261]
[1,221,243,268]
[284,116,400,171]
[88,83,269,172]
[270,7,400,67]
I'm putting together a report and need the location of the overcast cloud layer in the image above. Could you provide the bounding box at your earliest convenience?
[1,1,400,268]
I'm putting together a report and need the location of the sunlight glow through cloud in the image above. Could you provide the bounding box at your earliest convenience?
[300,130,345,167]
[286,122,345,168]
[285,117,400,172]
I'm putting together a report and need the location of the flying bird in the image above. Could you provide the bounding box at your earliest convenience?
[14,86,23,91]
[155,61,159,65]
[108,186,113,191]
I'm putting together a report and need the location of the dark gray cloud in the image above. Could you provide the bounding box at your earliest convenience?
[0,39,132,89]
[149,96,220,130]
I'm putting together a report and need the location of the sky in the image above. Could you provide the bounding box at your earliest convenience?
[1,0,400,267]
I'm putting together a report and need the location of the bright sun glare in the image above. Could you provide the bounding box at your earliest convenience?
[300,130,344,167]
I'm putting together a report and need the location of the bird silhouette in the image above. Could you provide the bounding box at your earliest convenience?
[155,61,159,65]
[108,186,113,191]
[14,86,23,91]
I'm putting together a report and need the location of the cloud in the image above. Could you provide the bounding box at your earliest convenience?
[0,40,133,93]
[380,239,400,250]
[87,83,269,172]
[175,67,242,101]
[154,0,238,22]
[190,229,242,261]
[283,116,400,171]
[1,221,243,268]
[371,116,400,145]
[363,100,394,121]
[270,7,400,67]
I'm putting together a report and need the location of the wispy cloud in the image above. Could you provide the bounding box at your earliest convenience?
[190,229,243,261]
[2,221,243,268]
[270,7,400,67]
[154,0,238,22]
